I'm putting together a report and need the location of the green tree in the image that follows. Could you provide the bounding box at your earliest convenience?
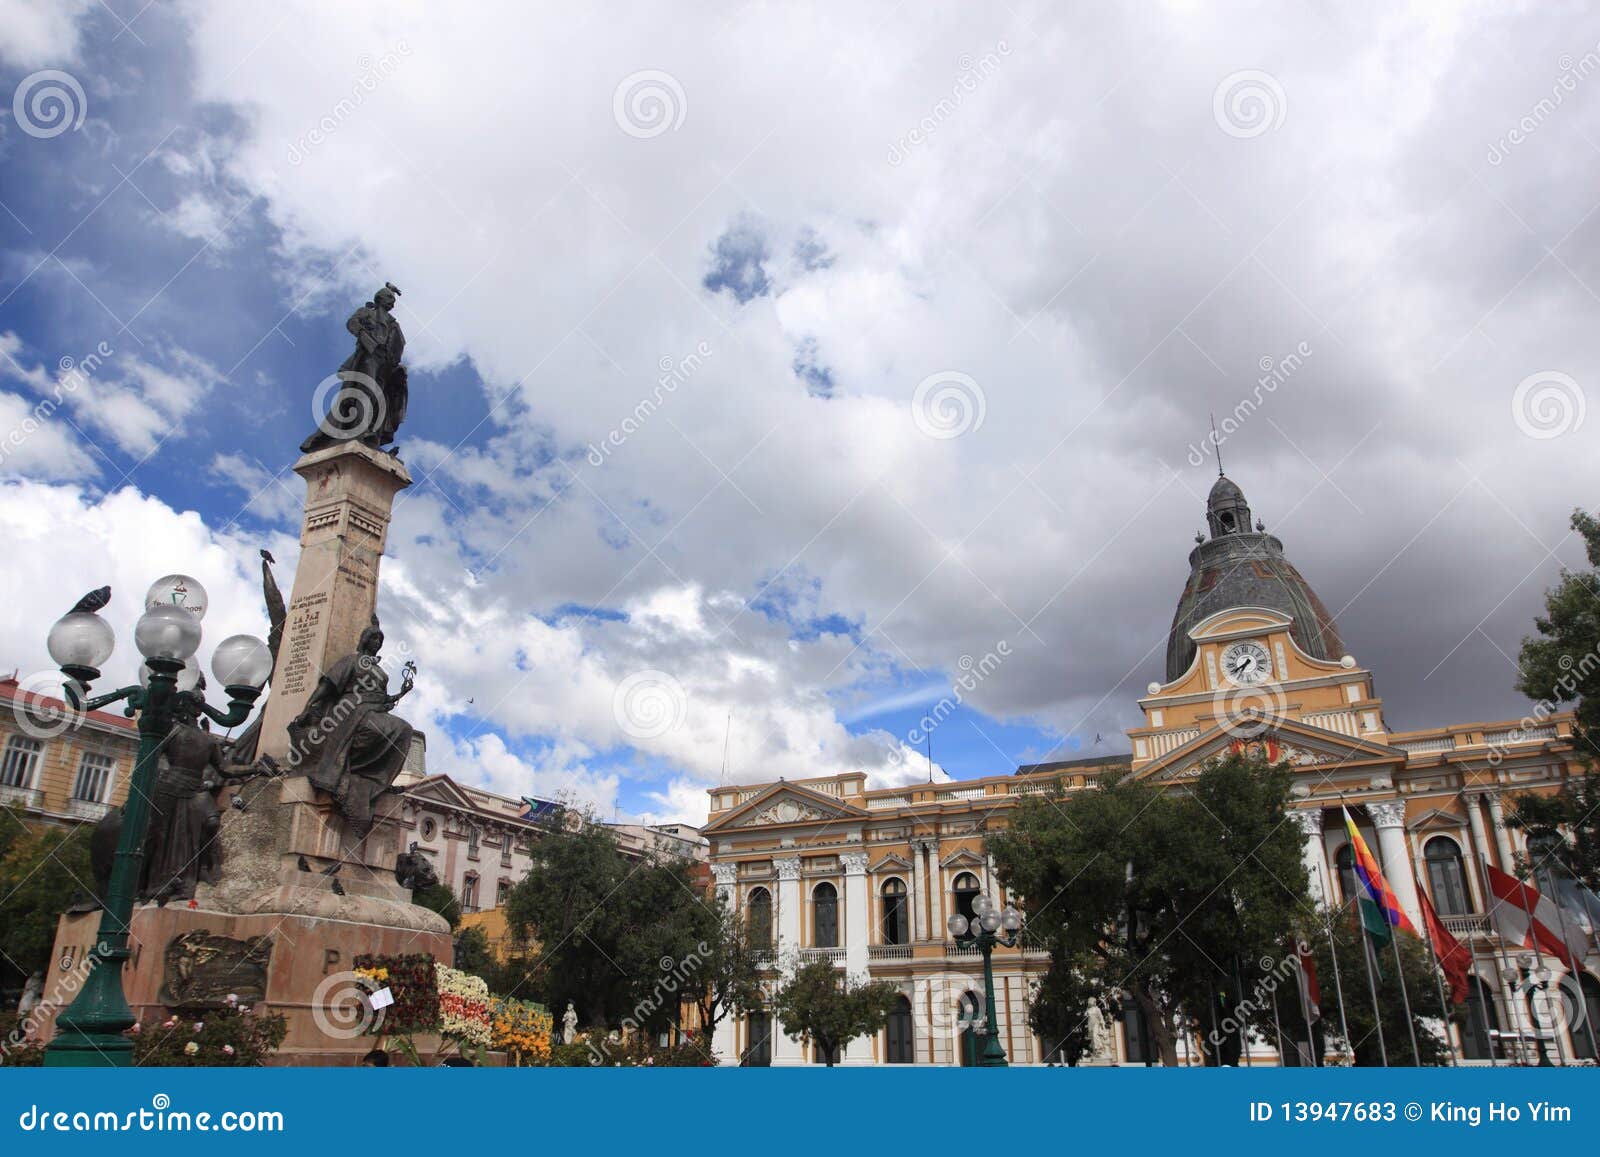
[1511,508,1600,889]
[988,753,1311,1066]
[0,816,94,988]
[772,959,899,1066]
[413,882,461,930]
[505,823,634,1028]
[453,924,494,982]
[1517,508,1600,739]
[680,894,764,1050]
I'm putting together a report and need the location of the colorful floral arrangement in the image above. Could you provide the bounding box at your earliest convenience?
[435,963,492,1048]
[352,953,439,1034]
[490,997,551,1065]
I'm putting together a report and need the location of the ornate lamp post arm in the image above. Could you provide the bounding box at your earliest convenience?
[40,586,271,1067]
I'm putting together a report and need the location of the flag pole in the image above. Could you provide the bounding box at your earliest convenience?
[1512,863,1570,1065]
[1460,794,1517,1064]
[1365,817,1422,1064]
[1351,898,1390,1067]
[1416,898,1459,1066]
[1534,858,1596,1059]
[1296,939,1319,1067]
[1270,983,1285,1066]
[1323,912,1354,1065]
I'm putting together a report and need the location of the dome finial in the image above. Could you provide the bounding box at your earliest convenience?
[1209,412,1224,477]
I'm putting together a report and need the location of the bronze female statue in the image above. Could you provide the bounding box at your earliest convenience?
[286,616,416,838]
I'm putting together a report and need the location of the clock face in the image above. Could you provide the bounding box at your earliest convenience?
[1221,640,1272,685]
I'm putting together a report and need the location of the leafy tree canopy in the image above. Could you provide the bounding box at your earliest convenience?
[772,960,899,1066]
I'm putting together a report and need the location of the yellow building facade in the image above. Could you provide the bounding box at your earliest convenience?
[0,675,139,825]
[704,474,1597,1065]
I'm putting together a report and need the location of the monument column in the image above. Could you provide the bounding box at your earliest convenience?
[256,441,412,761]
[1367,801,1421,928]
[772,856,804,1065]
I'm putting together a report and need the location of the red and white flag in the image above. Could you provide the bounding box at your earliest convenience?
[1484,862,1585,969]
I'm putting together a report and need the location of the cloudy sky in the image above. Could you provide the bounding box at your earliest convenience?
[0,1,1594,825]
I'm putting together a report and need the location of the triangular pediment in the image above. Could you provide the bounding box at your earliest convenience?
[870,852,914,873]
[1409,806,1467,833]
[1134,714,1405,784]
[941,848,986,869]
[404,774,480,811]
[703,781,868,832]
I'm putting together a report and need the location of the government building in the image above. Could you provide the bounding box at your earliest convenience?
[704,473,1597,1065]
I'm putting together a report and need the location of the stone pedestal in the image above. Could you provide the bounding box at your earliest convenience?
[257,441,412,761]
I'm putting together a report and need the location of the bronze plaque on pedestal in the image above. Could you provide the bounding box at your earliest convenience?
[160,931,273,1010]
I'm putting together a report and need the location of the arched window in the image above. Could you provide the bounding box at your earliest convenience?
[881,878,909,945]
[812,882,838,948]
[1573,975,1600,1061]
[886,994,914,1063]
[1424,837,1471,916]
[1457,976,1499,1061]
[747,887,773,950]
[1335,844,1360,904]
[953,872,981,924]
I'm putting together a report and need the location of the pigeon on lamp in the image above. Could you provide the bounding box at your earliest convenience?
[69,586,111,615]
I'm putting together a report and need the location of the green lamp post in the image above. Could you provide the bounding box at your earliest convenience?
[1516,954,1557,1068]
[947,893,1024,1067]
[41,575,271,1067]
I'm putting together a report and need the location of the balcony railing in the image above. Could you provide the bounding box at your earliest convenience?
[1440,913,1490,937]
[66,798,110,822]
[0,785,42,811]
[798,947,847,964]
[945,941,981,956]
[868,944,912,961]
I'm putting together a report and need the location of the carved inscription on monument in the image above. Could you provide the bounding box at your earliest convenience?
[277,591,328,696]
[160,931,272,1010]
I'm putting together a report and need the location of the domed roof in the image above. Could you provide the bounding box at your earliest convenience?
[1165,475,1344,682]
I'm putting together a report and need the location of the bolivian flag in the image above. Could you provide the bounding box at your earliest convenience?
[1340,806,1417,935]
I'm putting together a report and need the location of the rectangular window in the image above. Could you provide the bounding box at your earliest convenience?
[71,752,116,803]
[0,736,43,789]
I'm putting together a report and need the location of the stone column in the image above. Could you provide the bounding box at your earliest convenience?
[709,863,738,1065]
[1485,792,1517,871]
[1465,795,1493,908]
[772,856,804,1065]
[256,441,412,760]
[927,839,945,938]
[1367,801,1421,929]
[905,845,922,942]
[841,851,871,1065]
[1291,809,1330,905]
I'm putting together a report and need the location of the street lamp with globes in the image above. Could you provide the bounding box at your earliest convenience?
[42,575,271,1067]
[947,893,1024,1066]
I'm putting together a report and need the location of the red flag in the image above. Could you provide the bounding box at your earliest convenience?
[1416,886,1470,1004]
[1484,862,1580,970]
[1293,941,1321,1022]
